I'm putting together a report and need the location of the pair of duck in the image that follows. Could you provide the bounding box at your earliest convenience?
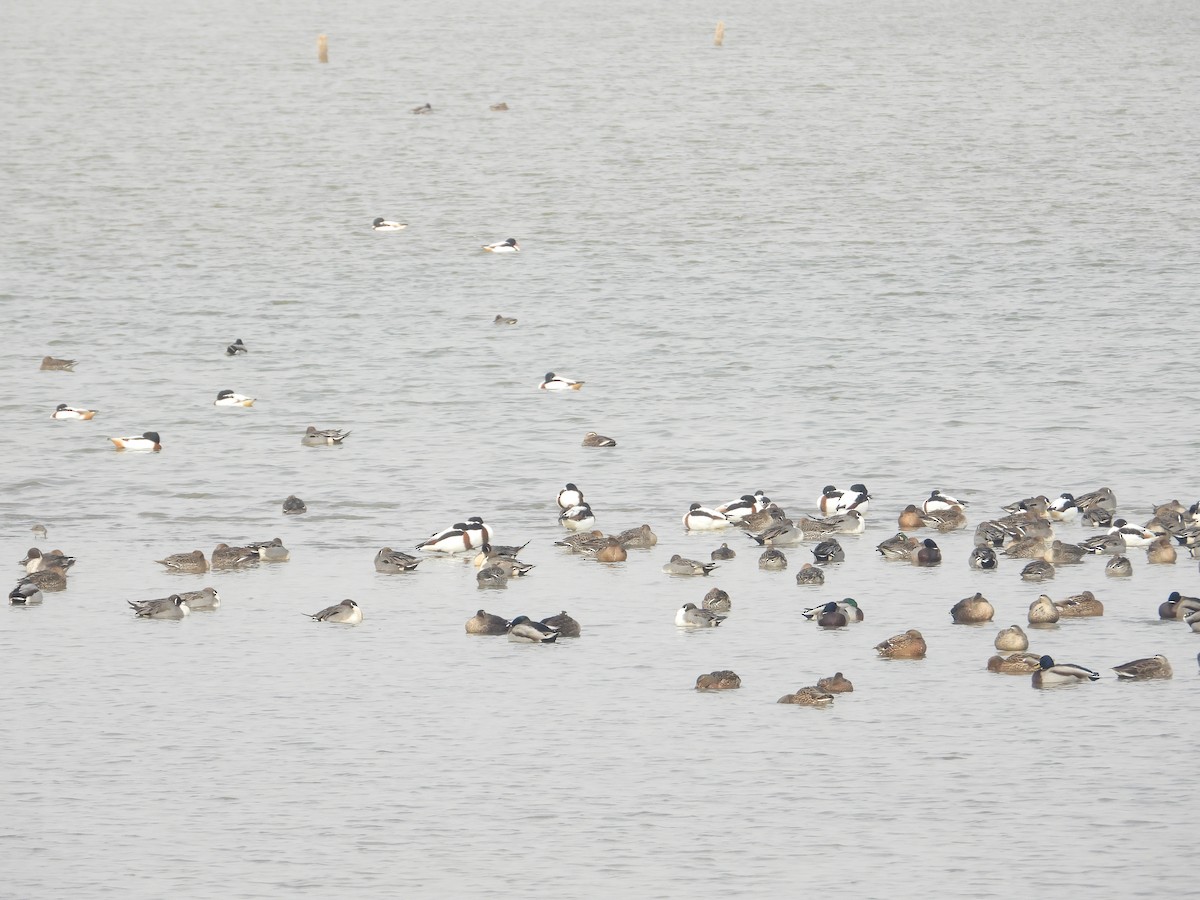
[1030,655,1173,686]
[370,218,519,253]
[129,588,221,619]
[801,598,863,628]
[417,517,493,553]
[465,610,579,640]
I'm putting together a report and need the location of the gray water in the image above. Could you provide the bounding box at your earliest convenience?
[3,0,1198,896]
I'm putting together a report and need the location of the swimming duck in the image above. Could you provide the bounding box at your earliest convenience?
[1112,655,1172,680]
[225,338,248,355]
[540,611,581,637]
[507,615,558,643]
[18,567,68,592]
[777,686,835,706]
[682,503,730,531]
[493,314,518,325]
[924,490,968,513]
[1074,487,1117,513]
[794,563,825,585]
[898,505,926,530]
[986,653,1042,674]
[1020,560,1055,582]
[1048,493,1078,522]
[1108,519,1155,548]
[950,592,995,624]
[1055,591,1103,617]
[282,495,307,515]
[710,543,736,561]
[993,624,1029,651]
[582,431,617,447]
[176,587,220,610]
[922,507,968,532]
[1146,536,1177,564]
[1158,591,1200,619]
[910,538,941,566]
[663,555,717,576]
[211,543,259,568]
[539,372,582,390]
[375,548,421,573]
[51,404,96,420]
[878,532,919,560]
[703,588,731,611]
[302,426,350,446]
[969,547,999,570]
[307,599,362,624]
[875,629,927,659]
[1105,555,1132,577]
[1028,594,1061,625]
[615,524,657,548]
[1079,534,1126,556]
[41,356,76,371]
[758,547,789,570]
[1044,540,1087,565]
[559,503,596,531]
[812,539,844,564]
[372,217,407,231]
[129,595,190,620]
[483,237,519,252]
[816,672,854,693]
[214,390,255,407]
[110,431,162,451]
[417,523,473,554]
[595,538,627,563]
[696,670,741,690]
[557,483,584,510]
[8,583,43,605]
[1032,655,1100,687]
[465,609,510,635]
[476,565,509,588]
[675,603,726,627]
[156,550,209,573]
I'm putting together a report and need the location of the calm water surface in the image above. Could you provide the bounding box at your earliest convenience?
[3,0,1198,897]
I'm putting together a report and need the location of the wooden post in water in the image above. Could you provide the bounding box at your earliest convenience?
[714,21,725,47]
[317,34,329,63]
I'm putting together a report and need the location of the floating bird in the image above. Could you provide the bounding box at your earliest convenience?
[824,509,866,535]
[878,532,919,560]
[540,611,581,637]
[758,549,788,570]
[493,314,518,325]
[910,538,941,566]
[683,503,730,531]
[1109,519,1155,548]
[557,483,584,510]
[507,615,558,643]
[711,543,736,561]
[898,505,925,529]
[283,495,307,515]
[51,404,96,420]
[1027,594,1061,625]
[1113,655,1172,680]
[1032,655,1100,687]
[417,523,473,554]
[794,563,825,585]
[372,217,407,231]
[675,602,725,627]
[1003,495,1050,518]
[476,565,509,588]
[969,546,998,570]
[1006,536,1049,559]
[1147,536,1177,564]
[8,583,43,605]
[1055,591,1103,617]
[1020,560,1055,582]
[302,426,350,446]
[744,520,804,547]
[924,490,968,513]
[1044,541,1087,565]
[176,587,220,610]
[595,538,627,563]
[994,624,1029,651]
[816,673,854,693]
[539,372,582,391]
[109,431,161,451]
[41,356,76,371]
[777,686,834,706]
[225,339,248,355]
[411,103,432,114]
[614,524,657,548]
[214,390,255,407]
[987,653,1042,674]
[483,237,519,252]
[663,555,717,576]
[1080,534,1126,555]
[696,671,741,690]
[1048,493,1078,521]
[719,494,760,521]
[582,432,617,447]
[490,102,509,111]
[703,588,731,611]
[155,550,208,573]
[812,539,844,564]
[20,548,75,574]
[950,593,995,623]
[922,507,967,532]
[129,595,190,620]
[465,609,510,635]
[1074,487,1117,513]
[875,629,927,659]
[1105,555,1132,577]
[1159,591,1200,619]
[211,543,258,568]
[815,602,848,628]
[559,503,596,532]
[17,567,67,592]
[374,547,421,573]
[306,599,362,624]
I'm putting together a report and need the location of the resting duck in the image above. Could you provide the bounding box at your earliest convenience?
[465,609,510,635]
[987,653,1042,674]
[777,687,834,706]
[507,616,558,643]
[372,217,407,231]
[482,237,519,252]
[214,390,255,407]
[923,490,968,513]
[662,555,718,576]
[129,596,190,620]
[994,624,1029,651]
[1032,655,1099,687]
[51,404,96,420]
[582,431,617,447]
[1112,655,1172,679]
[539,372,583,391]
[683,503,730,531]
[696,671,741,690]
[110,431,162,451]
[875,629,927,659]
[302,426,350,446]
[559,503,596,532]
[557,484,584,510]
[540,611,580,637]
[306,599,362,624]
[950,593,994,624]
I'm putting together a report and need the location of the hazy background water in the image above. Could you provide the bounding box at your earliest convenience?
[2,0,1198,897]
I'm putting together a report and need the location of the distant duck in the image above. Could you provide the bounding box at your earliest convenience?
[540,611,581,637]
[987,653,1042,674]
[675,602,725,627]
[1158,591,1200,619]
[493,314,517,325]
[1113,655,1172,680]
[703,588,731,611]
[1055,591,1103,617]
[1032,655,1100,687]
[1109,518,1155,548]
[663,555,718,576]
[177,587,220,610]
[898,505,926,530]
[1027,594,1061,625]
[31,524,47,539]
[372,217,407,231]
[794,563,825,585]
[490,102,509,111]
[711,543,736,561]
[683,503,730,531]
[696,671,741,690]
[129,595,190,620]
[483,237,519,252]
[1020,560,1055,582]
[878,532,919,560]
[758,549,788,570]
[923,490,967,513]
[994,624,1029,651]
[557,484,584,510]
[559,503,596,531]
[812,539,844,564]
[306,599,362,624]
[41,356,77,371]
[614,524,657,548]
[302,426,350,446]
[9,583,43,605]
[816,672,854,693]
[950,592,995,624]
[507,615,558,643]
[283,495,307,515]
[109,431,162,451]
[1105,554,1132,577]
[777,686,835,707]
[582,431,617,447]
[1048,493,1078,521]
[910,538,942,566]
[465,609,510,635]
[375,548,421,573]
[595,537,627,563]
[969,547,998,570]
[417,523,473,554]
[875,629,927,659]
[51,404,96,420]
[156,550,208,573]
[411,103,433,114]
[1147,536,1177,564]
[539,371,582,390]
[214,389,255,407]
[225,338,248,355]
[1044,540,1087,565]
